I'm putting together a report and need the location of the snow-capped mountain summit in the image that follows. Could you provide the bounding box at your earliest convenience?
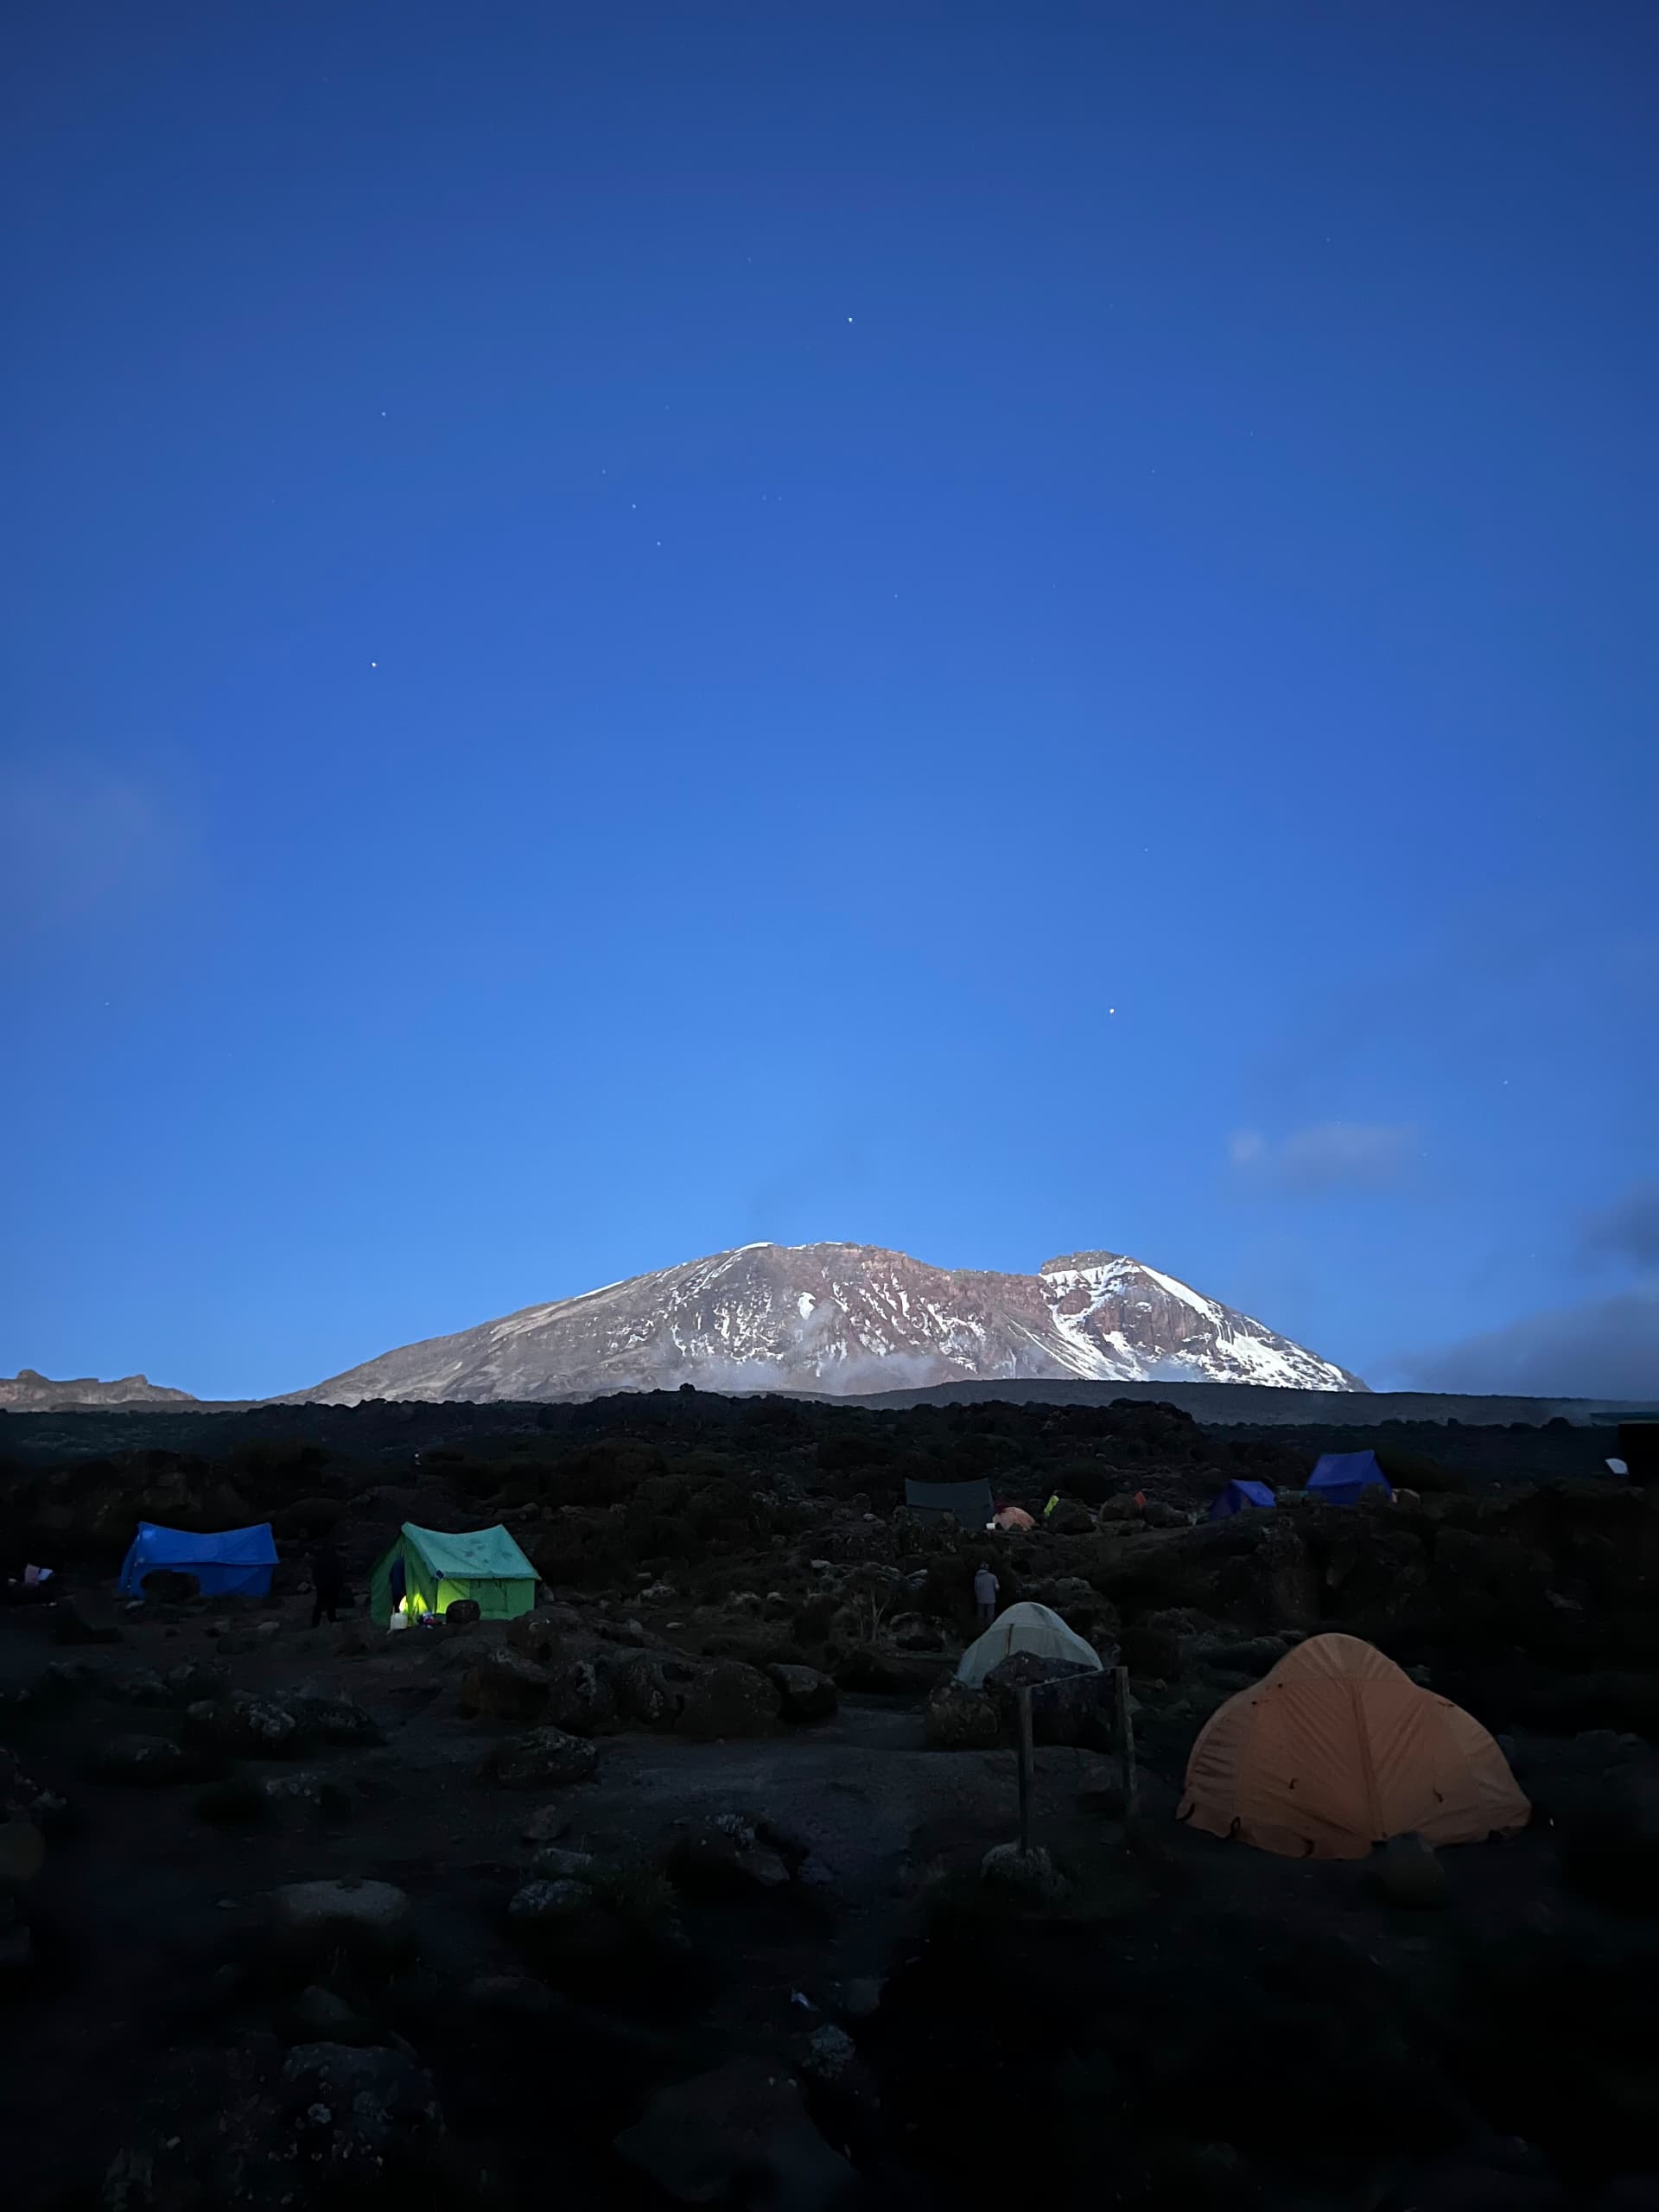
[291,1241,1365,1403]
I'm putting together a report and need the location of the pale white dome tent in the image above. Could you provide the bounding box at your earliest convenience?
[956,1600,1103,1689]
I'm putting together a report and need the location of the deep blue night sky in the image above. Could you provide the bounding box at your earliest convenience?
[3,2,1656,1398]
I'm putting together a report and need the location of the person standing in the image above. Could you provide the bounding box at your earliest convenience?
[973,1561,1000,1631]
[309,1547,346,1629]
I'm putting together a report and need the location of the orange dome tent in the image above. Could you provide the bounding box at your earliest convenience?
[1178,1633,1529,1860]
[992,1505,1036,1531]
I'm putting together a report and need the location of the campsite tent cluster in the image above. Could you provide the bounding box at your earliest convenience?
[960,1606,1529,1861]
[912,1451,1397,1535]
[1208,1452,1395,1521]
[116,1517,537,1625]
[108,1459,1525,1867]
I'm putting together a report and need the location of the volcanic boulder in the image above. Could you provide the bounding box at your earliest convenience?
[458,1647,550,1725]
[924,1679,1002,1751]
[767,1665,839,1723]
[475,1728,598,1789]
[676,1662,783,1741]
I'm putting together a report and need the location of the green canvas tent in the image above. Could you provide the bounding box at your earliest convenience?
[370,1522,538,1625]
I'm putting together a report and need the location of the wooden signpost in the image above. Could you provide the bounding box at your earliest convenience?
[1115,1662,1138,1816]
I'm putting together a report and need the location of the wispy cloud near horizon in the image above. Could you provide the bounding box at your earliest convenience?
[1395,1287,1659,1400]
[1229,1122,1421,1193]
[1580,1182,1659,1271]
[1387,1178,1659,1399]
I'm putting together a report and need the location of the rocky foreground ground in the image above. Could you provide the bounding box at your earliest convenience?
[2,1389,1658,2210]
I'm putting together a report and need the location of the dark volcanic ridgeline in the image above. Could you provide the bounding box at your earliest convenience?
[2,1386,1657,2211]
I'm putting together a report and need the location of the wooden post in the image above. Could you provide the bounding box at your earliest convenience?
[1016,1686,1034,1855]
[1115,1664,1138,1818]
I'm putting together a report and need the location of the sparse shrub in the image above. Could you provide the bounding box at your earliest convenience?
[793,1594,837,1645]
[230,1440,329,1476]
[585,1858,678,1934]
[817,1434,893,1474]
[1055,1459,1113,1506]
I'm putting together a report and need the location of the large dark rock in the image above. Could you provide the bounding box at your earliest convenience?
[86,1733,197,1786]
[261,1770,354,1825]
[283,1984,374,2047]
[545,1656,620,1737]
[832,1646,911,1696]
[982,1840,1068,1897]
[768,1664,839,1723]
[270,1878,414,1968]
[668,1814,791,1897]
[614,2056,858,2211]
[40,1659,108,1698]
[1046,1502,1095,1536]
[507,1878,620,1970]
[505,1611,569,1666]
[102,1669,170,1706]
[676,1661,783,1740]
[183,1694,302,1759]
[287,1694,382,1747]
[165,1659,230,1705]
[0,1747,67,1833]
[1191,1631,1296,1678]
[474,1727,598,1789]
[277,2041,442,2178]
[924,1678,1001,1750]
[1122,1624,1181,1681]
[607,1653,690,1731]
[457,1646,550,1724]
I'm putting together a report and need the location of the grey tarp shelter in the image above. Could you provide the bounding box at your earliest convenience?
[369,1522,538,1624]
[904,1477,994,1525]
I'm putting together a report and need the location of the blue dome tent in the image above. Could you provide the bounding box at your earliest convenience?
[1307,1452,1393,1506]
[118,1521,278,1599]
[1208,1479,1276,1521]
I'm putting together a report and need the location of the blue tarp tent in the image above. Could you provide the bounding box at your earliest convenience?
[1209,1479,1276,1521]
[1307,1452,1393,1506]
[118,1521,277,1599]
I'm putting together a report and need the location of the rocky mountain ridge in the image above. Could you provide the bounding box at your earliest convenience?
[0,1368,199,1412]
[291,1240,1366,1404]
